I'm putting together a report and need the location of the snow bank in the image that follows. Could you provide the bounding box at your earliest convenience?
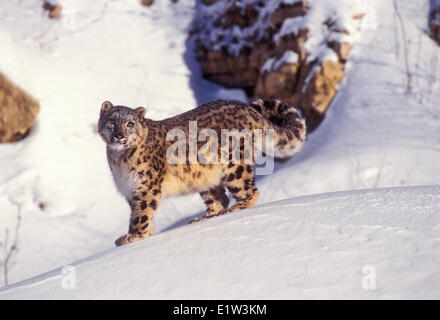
[1,185,439,299]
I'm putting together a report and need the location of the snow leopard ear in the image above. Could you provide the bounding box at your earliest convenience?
[101,101,113,114]
[134,106,146,119]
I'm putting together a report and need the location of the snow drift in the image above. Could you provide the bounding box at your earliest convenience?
[1,185,439,299]
[0,0,439,298]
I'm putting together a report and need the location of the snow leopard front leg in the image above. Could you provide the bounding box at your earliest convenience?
[115,186,162,246]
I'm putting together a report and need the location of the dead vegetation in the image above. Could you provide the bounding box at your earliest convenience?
[0,208,22,287]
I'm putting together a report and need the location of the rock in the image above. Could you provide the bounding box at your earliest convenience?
[352,13,365,20]
[302,60,344,121]
[271,1,308,27]
[429,6,440,45]
[324,18,350,35]
[275,29,308,61]
[202,0,217,5]
[197,28,307,95]
[141,0,154,7]
[0,73,40,143]
[42,2,62,19]
[255,56,344,131]
[192,0,359,131]
[255,53,300,101]
[328,40,352,62]
[223,4,259,29]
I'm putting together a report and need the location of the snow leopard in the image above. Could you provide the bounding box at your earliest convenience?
[98,99,306,246]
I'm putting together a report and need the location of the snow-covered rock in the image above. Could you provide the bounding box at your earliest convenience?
[429,0,440,44]
[192,0,366,130]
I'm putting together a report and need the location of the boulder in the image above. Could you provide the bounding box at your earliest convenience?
[429,5,440,45]
[255,54,344,131]
[42,1,62,19]
[202,0,218,5]
[255,52,301,102]
[141,0,154,7]
[328,40,352,62]
[302,60,344,129]
[271,1,308,27]
[0,73,40,143]
[192,0,359,131]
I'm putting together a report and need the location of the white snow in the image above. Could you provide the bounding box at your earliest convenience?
[274,0,367,63]
[0,0,245,287]
[274,17,305,43]
[194,0,306,55]
[0,0,439,299]
[261,50,299,74]
[1,185,439,299]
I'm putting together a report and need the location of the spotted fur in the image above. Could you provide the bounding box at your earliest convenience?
[98,99,306,246]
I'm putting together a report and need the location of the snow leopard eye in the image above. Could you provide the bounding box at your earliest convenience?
[106,120,115,128]
[127,121,134,128]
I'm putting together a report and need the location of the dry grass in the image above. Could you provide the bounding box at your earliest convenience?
[0,208,21,287]
[392,0,412,93]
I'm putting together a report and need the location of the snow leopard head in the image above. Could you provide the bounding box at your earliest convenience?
[98,101,146,151]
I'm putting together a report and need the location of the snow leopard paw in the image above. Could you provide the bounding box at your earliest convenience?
[115,233,145,247]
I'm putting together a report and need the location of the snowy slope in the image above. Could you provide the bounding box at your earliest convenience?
[0,0,245,286]
[257,0,440,202]
[1,185,439,299]
[0,0,439,291]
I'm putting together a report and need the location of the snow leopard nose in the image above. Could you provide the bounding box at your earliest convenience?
[117,134,124,140]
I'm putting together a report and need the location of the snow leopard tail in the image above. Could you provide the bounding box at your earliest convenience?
[250,98,306,160]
